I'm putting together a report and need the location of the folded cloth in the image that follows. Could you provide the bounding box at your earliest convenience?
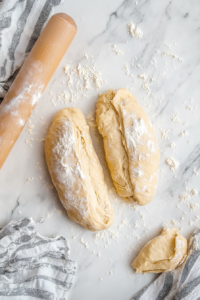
[0,218,77,300]
[0,0,64,102]
[132,228,200,300]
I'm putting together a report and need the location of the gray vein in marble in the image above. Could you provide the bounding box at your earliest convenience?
[161,144,200,197]
[165,1,172,20]
[88,0,144,45]
[10,196,20,216]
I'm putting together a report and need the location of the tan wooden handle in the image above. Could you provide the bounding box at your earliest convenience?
[0,13,77,169]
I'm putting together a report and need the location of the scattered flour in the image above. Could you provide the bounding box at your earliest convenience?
[190,189,198,197]
[61,61,106,103]
[193,168,199,176]
[80,238,89,249]
[138,74,151,94]
[171,219,179,226]
[118,219,128,230]
[162,51,183,62]
[171,110,180,123]
[127,22,143,38]
[56,91,69,104]
[93,230,119,245]
[112,45,123,56]
[186,105,196,111]
[26,177,34,183]
[25,138,34,147]
[189,216,200,226]
[161,129,169,140]
[123,64,130,76]
[179,130,189,137]
[190,203,199,212]
[166,157,179,171]
[179,193,190,202]
[26,120,35,135]
[170,142,176,148]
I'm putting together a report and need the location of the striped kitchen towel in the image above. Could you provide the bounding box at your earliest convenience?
[0,0,64,103]
[0,217,77,299]
[132,228,200,300]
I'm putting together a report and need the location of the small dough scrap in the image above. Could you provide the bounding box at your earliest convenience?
[45,108,113,231]
[96,88,160,206]
[132,228,188,273]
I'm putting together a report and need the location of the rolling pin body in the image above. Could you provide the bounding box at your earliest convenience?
[0,13,77,169]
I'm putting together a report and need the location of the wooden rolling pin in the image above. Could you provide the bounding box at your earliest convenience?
[0,13,77,169]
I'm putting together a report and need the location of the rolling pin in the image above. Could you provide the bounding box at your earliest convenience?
[0,13,77,169]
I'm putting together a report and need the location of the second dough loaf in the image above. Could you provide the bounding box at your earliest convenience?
[96,88,160,206]
[45,108,113,231]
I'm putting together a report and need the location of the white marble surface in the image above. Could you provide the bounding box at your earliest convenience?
[1,0,200,299]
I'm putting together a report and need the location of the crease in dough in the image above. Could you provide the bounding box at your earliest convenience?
[96,88,160,206]
[132,228,188,273]
[45,108,113,231]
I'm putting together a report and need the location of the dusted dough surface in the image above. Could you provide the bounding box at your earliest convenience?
[96,88,160,206]
[132,228,188,273]
[45,108,113,231]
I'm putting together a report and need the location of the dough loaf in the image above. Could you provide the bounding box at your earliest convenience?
[96,88,160,206]
[132,228,188,273]
[45,108,113,231]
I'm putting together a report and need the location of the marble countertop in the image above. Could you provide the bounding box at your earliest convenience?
[1,0,200,299]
